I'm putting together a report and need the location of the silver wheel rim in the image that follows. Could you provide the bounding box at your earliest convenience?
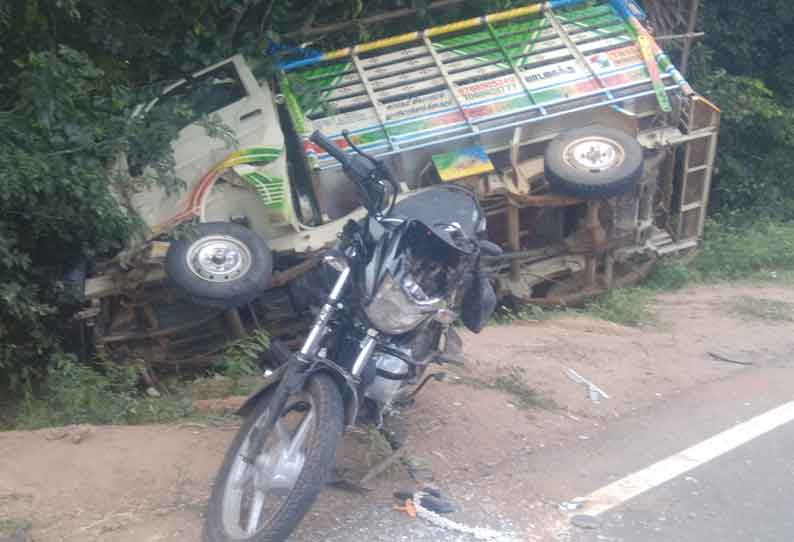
[562,136,626,173]
[221,395,316,539]
[185,235,252,283]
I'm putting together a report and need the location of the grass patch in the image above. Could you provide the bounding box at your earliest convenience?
[364,425,395,466]
[566,219,794,327]
[692,219,794,281]
[580,259,699,327]
[456,365,555,410]
[583,287,653,327]
[493,366,556,410]
[492,303,567,325]
[728,296,794,322]
[16,355,195,429]
[186,374,262,400]
[13,329,272,429]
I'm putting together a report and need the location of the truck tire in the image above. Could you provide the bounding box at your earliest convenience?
[544,126,644,199]
[166,222,273,309]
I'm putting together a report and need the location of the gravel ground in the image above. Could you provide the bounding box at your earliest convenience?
[294,499,520,542]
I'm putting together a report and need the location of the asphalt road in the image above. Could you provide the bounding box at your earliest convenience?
[573,422,794,542]
[292,353,794,542]
[559,361,794,542]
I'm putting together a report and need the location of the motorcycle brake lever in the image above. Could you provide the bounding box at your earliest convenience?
[342,129,380,166]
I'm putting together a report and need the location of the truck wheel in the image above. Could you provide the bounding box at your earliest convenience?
[544,126,644,199]
[166,222,273,309]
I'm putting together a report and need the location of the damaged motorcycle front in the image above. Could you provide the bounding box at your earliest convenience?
[203,130,499,542]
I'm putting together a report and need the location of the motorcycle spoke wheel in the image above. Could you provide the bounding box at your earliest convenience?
[204,374,344,542]
[221,395,315,538]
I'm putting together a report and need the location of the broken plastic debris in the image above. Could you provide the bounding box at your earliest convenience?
[571,515,601,530]
[564,367,609,403]
[559,497,586,511]
[560,502,578,512]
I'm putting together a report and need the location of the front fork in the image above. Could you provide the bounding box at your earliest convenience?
[244,252,375,461]
[300,255,351,358]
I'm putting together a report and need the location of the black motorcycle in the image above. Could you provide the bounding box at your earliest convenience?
[203,130,500,542]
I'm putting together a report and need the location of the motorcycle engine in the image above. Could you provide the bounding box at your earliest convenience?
[363,351,411,405]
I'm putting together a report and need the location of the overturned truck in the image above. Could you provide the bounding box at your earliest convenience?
[77,0,719,368]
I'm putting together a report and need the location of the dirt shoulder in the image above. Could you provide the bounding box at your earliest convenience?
[1,283,793,541]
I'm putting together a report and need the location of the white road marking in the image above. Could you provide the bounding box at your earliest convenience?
[572,400,794,517]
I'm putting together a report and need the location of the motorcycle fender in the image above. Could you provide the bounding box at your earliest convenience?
[236,363,359,427]
[235,364,288,418]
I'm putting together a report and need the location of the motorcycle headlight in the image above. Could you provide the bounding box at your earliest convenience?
[365,272,444,334]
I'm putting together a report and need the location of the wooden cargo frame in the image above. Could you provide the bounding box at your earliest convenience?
[271,0,719,307]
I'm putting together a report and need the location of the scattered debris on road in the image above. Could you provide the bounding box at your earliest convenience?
[570,514,601,530]
[402,490,517,542]
[564,367,610,403]
[707,351,755,366]
[559,497,586,512]
[395,487,456,515]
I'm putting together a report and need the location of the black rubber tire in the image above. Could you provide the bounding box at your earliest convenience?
[203,374,344,542]
[166,222,273,309]
[544,126,644,199]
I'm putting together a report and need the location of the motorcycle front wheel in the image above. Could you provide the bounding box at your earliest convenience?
[203,374,344,542]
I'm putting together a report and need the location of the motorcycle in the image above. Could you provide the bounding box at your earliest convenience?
[203,129,501,542]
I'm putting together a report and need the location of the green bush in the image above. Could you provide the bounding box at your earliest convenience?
[585,287,653,327]
[692,1,794,219]
[644,260,695,291]
[212,329,270,394]
[0,46,184,391]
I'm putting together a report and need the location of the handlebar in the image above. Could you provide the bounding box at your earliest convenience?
[309,129,399,218]
[310,131,350,168]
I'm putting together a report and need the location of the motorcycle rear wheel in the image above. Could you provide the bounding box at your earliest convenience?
[203,374,344,542]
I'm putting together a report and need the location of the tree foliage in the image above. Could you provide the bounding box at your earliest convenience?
[691,0,794,219]
[0,0,522,390]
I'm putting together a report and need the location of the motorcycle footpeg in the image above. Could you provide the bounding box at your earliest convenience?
[397,372,447,407]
